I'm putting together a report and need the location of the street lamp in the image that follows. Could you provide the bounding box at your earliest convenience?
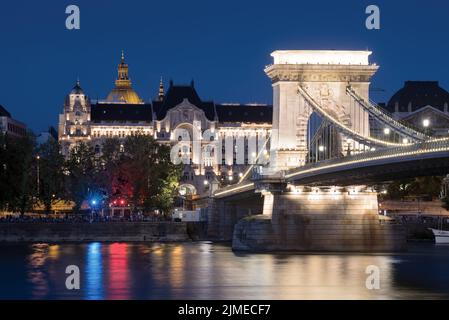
[423,119,430,128]
[318,145,325,152]
[36,155,40,196]
[383,128,390,135]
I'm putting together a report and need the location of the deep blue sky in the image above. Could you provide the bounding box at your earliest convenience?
[1,0,448,132]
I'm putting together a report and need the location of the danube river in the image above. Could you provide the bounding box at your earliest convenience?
[1,242,448,300]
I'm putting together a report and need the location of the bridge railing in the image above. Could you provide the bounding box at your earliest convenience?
[284,139,449,177]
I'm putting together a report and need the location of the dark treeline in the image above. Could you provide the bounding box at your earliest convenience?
[0,133,182,215]
[380,176,444,200]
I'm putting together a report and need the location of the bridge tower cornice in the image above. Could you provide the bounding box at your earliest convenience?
[264,64,379,83]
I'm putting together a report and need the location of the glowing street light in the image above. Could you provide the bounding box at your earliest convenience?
[383,128,390,135]
[423,119,430,128]
[36,155,40,196]
[203,180,209,186]
[318,145,325,152]
[402,138,409,144]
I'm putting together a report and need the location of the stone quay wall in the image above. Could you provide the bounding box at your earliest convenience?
[0,222,190,242]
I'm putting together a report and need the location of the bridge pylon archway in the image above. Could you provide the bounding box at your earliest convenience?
[264,50,379,171]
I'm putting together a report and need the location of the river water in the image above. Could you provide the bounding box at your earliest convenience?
[0,242,448,300]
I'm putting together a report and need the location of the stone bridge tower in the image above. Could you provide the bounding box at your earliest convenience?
[264,50,379,171]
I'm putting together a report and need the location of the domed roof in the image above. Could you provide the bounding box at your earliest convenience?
[104,52,143,104]
[387,81,449,112]
[106,88,142,104]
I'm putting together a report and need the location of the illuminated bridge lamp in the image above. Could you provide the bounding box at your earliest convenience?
[318,145,325,152]
[383,128,390,135]
[203,180,209,186]
[402,138,409,144]
[423,119,430,128]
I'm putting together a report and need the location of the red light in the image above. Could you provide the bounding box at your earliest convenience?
[120,200,125,205]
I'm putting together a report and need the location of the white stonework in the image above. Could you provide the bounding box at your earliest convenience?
[265,50,378,171]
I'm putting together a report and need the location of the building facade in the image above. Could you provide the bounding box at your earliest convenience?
[58,54,272,195]
[0,105,27,138]
[383,81,449,136]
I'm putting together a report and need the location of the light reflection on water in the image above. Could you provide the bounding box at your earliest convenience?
[107,243,130,300]
[1,242,449,299]
[85,243,103,300]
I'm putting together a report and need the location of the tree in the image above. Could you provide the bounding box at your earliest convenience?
[408,176,443,199]
[383,176,443,200]
[37,140,66,213]
[121,134,182,214]
[65,142,100,213]
[0,133,35,214]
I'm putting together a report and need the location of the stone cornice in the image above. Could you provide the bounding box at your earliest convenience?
[264,64,379,83]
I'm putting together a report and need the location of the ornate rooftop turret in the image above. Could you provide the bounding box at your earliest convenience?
[105,51,143,104]
[158,77,165,101]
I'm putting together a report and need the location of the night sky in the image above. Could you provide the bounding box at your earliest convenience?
[1,0,448,133]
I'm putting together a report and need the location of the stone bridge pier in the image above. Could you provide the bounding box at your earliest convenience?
[207,192,264,241]
[232,183,406,252]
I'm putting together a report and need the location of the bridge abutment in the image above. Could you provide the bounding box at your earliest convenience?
[232,186,406,252]
[207,194,264,240]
